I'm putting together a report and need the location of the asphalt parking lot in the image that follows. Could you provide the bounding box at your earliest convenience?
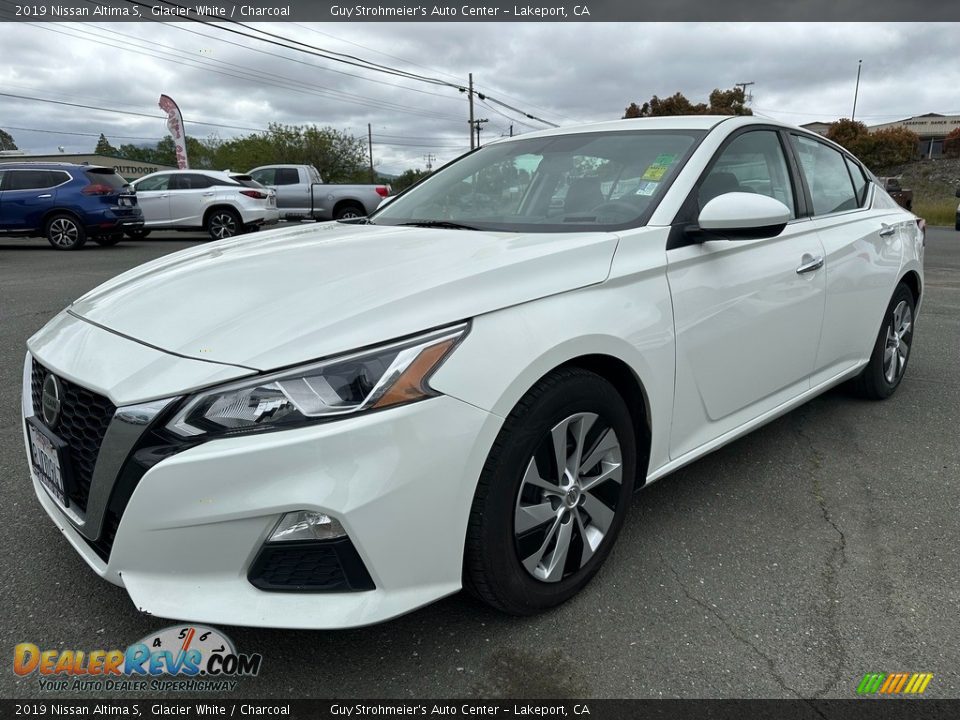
[1,227,958,700]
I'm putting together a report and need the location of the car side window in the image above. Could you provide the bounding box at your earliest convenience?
[4,170,58,191]
[250,169,274,185]
[698,130,796,218]
[844,157,869,207]
[275,168,300,185]
[136,175,170,192]
[791,135,859,216]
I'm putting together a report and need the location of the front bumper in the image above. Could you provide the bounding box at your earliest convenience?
[22,337,499,628]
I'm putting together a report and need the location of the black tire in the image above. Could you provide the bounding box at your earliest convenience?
[94,233,123,247]
[125,229,151,240]
[44,213,86,250]
[463,368,637,615]
[850,283,916,399]
[206,208,242,240]
[333,203,366,221]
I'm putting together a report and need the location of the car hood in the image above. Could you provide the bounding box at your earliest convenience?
[70,222,620,370]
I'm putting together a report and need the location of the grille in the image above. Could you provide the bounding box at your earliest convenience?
[248,539,375,592]
[31,359,116,513]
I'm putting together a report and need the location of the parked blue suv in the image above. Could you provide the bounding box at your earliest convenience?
[0,162,144,250]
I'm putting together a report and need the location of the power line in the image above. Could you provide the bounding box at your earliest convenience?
[0,125,162,141]
[120,0,563,131]
[0,91,269,133]
[0,7,467,125]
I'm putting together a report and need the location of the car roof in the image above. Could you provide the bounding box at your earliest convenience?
[485,114,814,145]
[0,162,111,170]
[143,169,237,178]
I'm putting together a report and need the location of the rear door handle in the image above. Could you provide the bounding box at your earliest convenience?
[202,192,215,197]
[796,254,824,274]
[879,223,897,237]
[37,194,52,199]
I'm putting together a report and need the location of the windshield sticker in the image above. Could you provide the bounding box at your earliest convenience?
[635,181,658,196]
[642,164,669,181]
[654,154,677,166]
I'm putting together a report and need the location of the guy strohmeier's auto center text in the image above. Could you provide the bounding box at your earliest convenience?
[329,4,592,18]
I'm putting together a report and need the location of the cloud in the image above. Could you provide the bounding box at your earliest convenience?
[1,21,958,173]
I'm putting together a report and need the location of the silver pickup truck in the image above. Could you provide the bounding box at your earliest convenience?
[248,164,390,221]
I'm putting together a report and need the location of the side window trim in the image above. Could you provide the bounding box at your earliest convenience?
[788,132,867,219]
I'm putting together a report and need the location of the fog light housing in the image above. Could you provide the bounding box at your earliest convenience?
[268,511,346,543]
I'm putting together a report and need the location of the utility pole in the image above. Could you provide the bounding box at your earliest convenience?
[734,81,755,106]
[468,73,475,150]
[473,119,489,148]
[423,153,436,172]
[851,60,863,121]
[367,123,374,182]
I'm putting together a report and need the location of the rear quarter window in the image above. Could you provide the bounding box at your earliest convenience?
[84,168,128,189]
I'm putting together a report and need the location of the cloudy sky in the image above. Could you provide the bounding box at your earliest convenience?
[1,21,958,175]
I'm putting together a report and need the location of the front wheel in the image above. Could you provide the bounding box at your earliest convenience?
[464,368,636,615]
[850,283,916,399]
[206,209,241,240]
[45,214,86,250]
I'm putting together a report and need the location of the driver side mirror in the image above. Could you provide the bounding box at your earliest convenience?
[696,192,791,240]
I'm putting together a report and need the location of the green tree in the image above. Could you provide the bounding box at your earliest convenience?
[0,128,17,150]
[392,168,429,192]
[826,119,918,170]
[623,87,752,118]
[943,127,960,159]
[825,118,869,149]
[95,133,117,156]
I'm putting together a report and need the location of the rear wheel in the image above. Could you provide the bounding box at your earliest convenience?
[45,214,86,250]
[206,208,241,240]
[333,203,365,221]
[125,228,151,240]
[464,368,636,615]
[850,283,915,399]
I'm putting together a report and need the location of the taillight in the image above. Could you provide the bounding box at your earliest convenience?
[375,186,389,198]
[82,183,115,196]
[240,190,268,199]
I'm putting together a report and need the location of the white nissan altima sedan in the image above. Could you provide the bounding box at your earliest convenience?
[22,116,923,628]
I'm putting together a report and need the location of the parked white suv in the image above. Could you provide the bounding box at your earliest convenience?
[130,170,278,240]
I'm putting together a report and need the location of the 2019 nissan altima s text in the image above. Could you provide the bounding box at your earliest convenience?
[22,116,923,628]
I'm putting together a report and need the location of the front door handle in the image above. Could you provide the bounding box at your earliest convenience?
[37,194,53,199]
[879,223,897,237]
[202,192,215,197]
[796,254,824,274]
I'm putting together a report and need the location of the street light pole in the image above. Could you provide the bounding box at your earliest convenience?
[851,59,862,121]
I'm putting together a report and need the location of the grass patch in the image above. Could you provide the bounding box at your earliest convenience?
[913,198,958,227]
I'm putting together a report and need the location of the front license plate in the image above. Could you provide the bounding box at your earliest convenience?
[26,418,70,507]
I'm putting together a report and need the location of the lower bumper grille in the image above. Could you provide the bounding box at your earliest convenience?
[248,539,375,592]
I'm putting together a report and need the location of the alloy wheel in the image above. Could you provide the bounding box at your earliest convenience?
[884,300,912,384]
[514,412,623,583]
[210,212,238,239]
[49,218,79,247]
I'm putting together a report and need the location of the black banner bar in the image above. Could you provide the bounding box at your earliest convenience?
[3,700,960,720]
[2,0,960,22]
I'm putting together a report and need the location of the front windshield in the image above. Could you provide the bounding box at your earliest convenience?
[373,129,703,232]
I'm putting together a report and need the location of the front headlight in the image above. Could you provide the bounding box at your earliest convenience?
[167,323,468,438]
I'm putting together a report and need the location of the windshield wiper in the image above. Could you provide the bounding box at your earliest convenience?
[398,220,480,230]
